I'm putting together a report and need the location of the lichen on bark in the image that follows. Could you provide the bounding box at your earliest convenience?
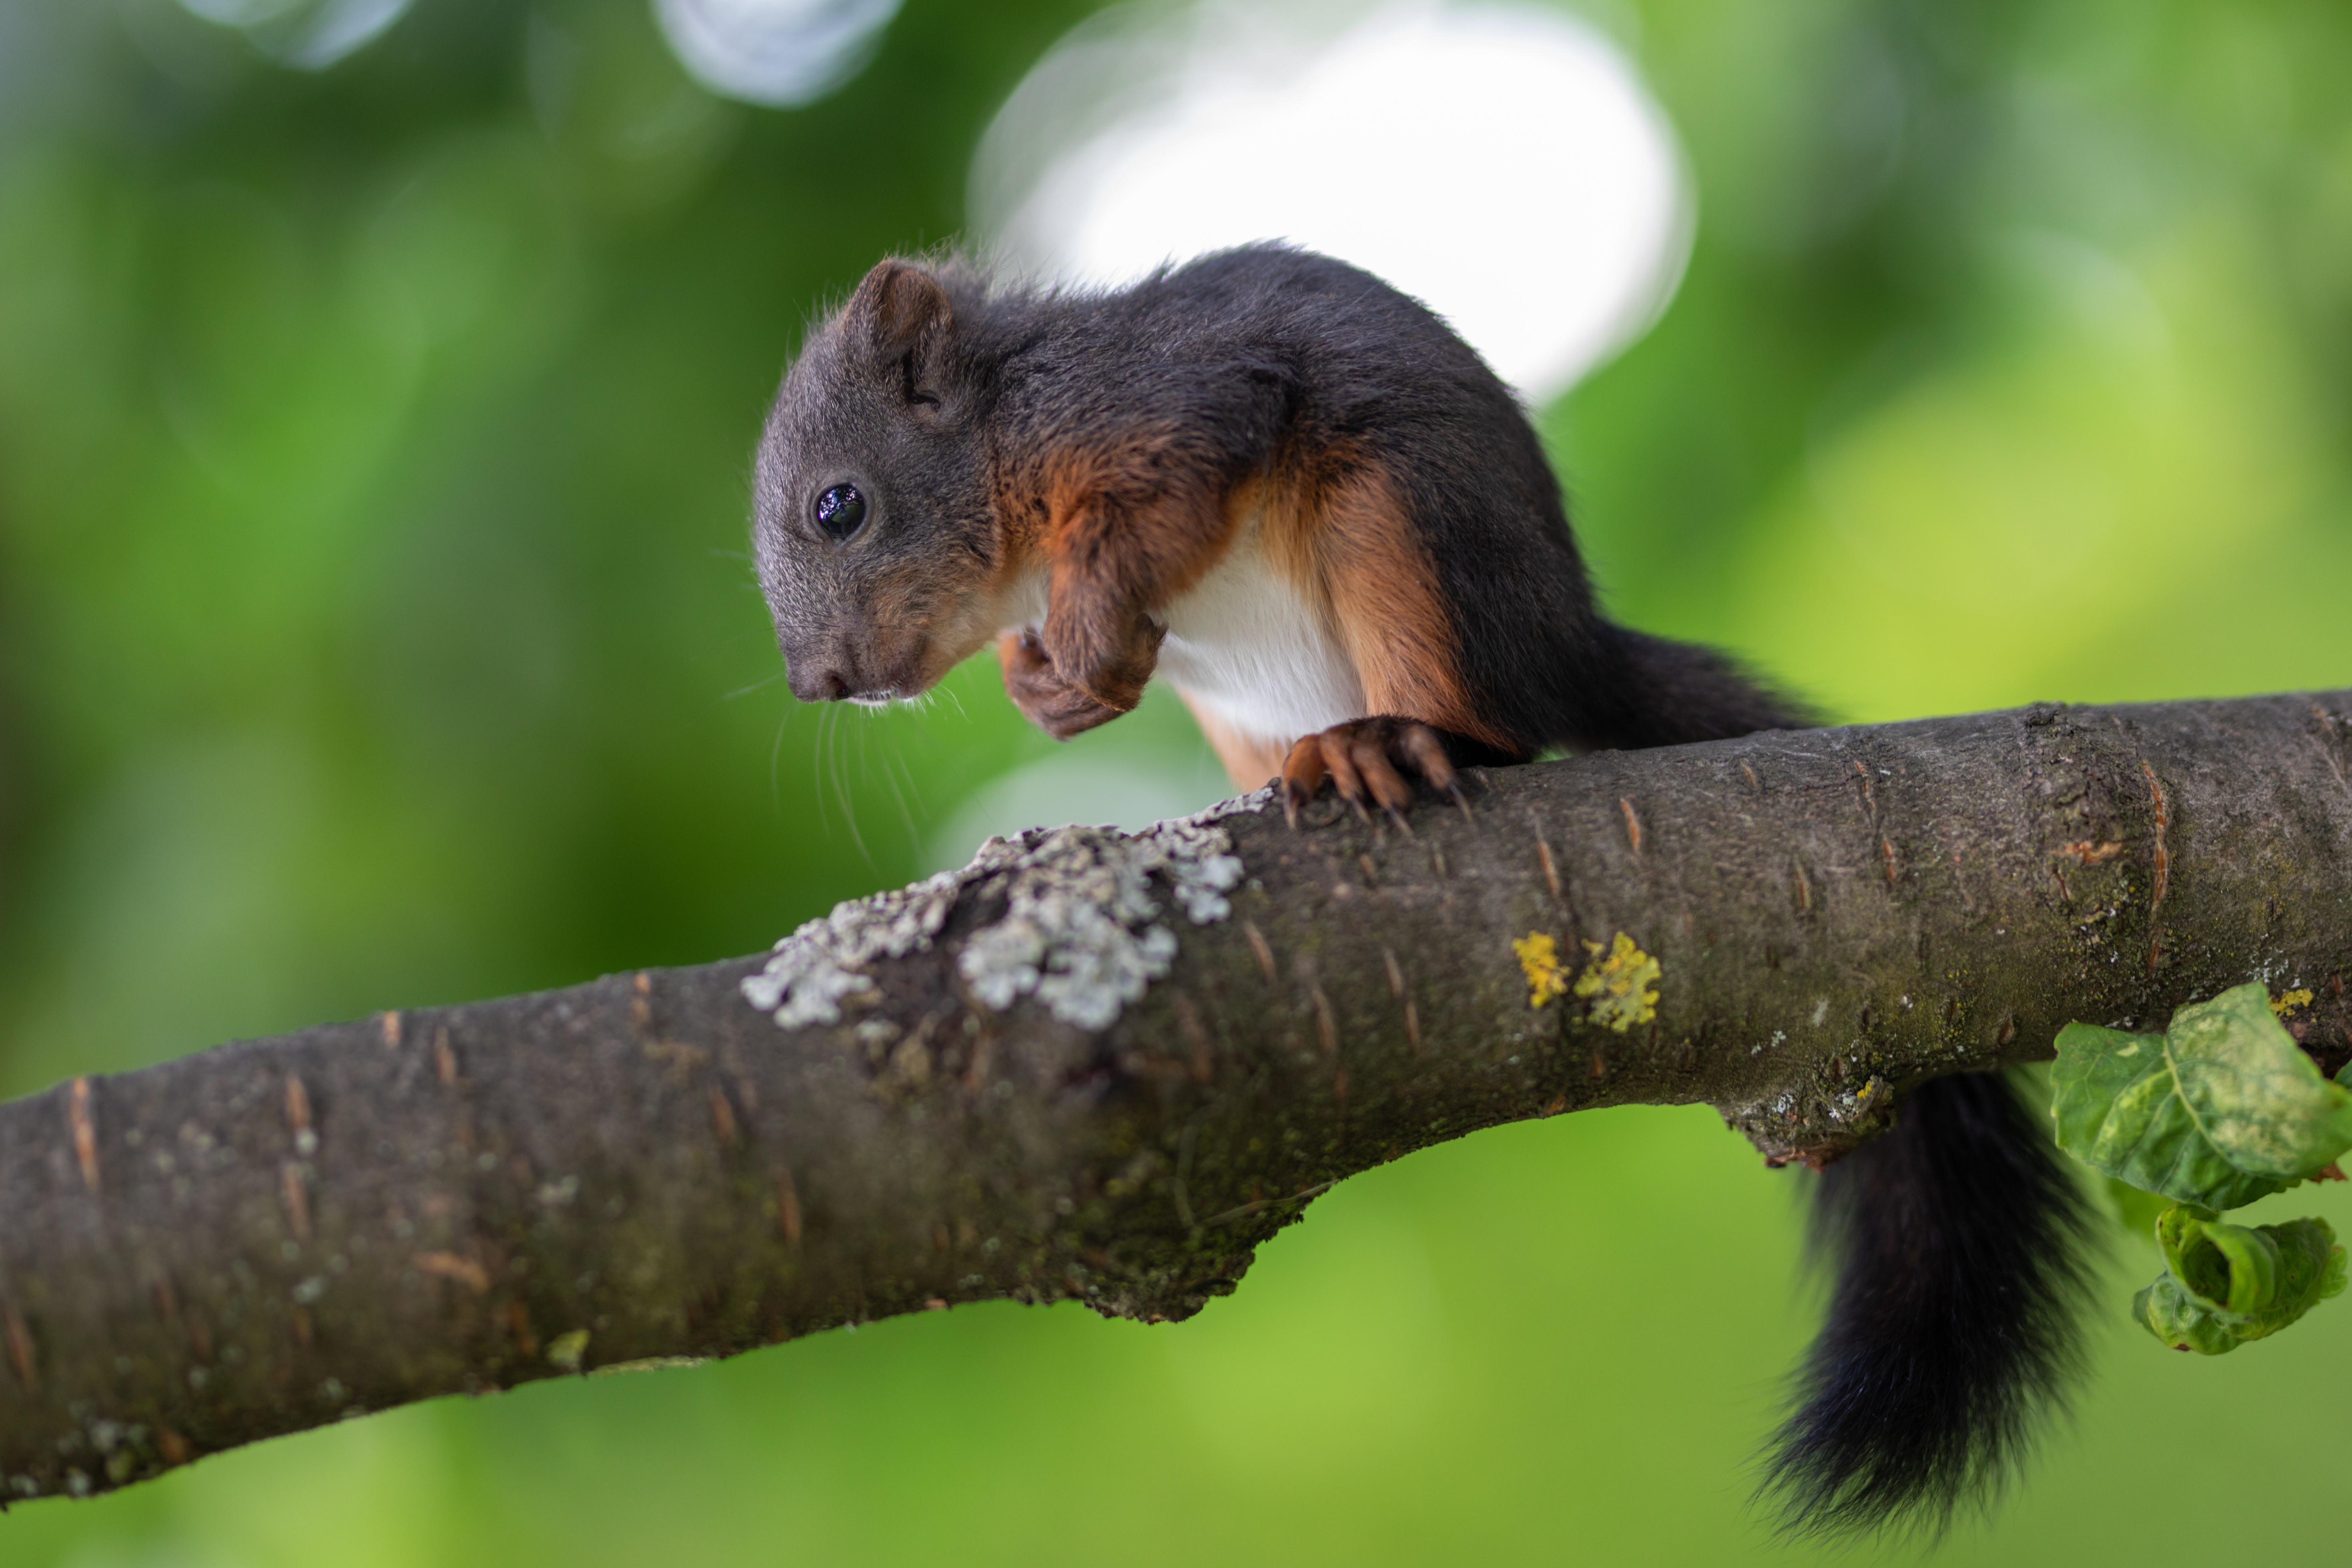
[744,800,1254,1031]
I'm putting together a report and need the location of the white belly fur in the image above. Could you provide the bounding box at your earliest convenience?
[1155,524,1364,745]
[994,516,1365,748]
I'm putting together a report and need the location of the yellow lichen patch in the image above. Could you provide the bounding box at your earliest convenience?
[1574,932,1662,1033]
[1513,933,1572,1009]
[1850,1076,1891,1116]
[2270,988,2316,1016]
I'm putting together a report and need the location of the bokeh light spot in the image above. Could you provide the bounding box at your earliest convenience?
[651,0,904,108]
[176,0,413,70]
[972,0,1693,400]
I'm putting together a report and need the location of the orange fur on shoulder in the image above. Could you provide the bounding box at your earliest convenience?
[1008,434,1239,711]
[1309,456,1510,752]
[1037,435,1236,606]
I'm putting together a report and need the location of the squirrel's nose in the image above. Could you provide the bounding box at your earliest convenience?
[786,657,850,703]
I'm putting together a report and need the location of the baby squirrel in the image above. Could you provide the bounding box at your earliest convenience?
[751,243,2093,1538]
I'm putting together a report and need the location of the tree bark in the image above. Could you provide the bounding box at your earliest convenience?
[3,691,2349,1501]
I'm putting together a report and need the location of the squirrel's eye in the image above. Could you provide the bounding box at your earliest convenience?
[813,483,867,540]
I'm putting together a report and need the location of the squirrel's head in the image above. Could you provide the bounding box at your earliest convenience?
[752,257,1010,707]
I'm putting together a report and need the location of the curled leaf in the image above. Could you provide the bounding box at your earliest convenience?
[2132,1209,2346,1354]
[2051,983,2352,1209]
[2154,1204,2272,1318]
[2134,1275,2246,1355]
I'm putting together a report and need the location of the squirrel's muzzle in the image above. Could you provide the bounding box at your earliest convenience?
[784,639,860,703]
[783,629,932,705]
[786,661,850,703]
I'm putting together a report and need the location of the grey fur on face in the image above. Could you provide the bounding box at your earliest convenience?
[753,259,1005,705]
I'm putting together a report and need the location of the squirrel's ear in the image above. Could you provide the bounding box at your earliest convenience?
[843,259,953,362]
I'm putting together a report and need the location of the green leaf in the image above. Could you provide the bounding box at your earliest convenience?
[2132,1209,2346,1354]
[2051,984,2352,1209]
[2154,1204,2272,1315]
[2133,1275,2245,1354]
[2166,986,2352,1174]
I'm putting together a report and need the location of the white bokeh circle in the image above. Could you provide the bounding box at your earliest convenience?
[651,0,904,109]
[176,0,413,70]
[972,0,1693,402]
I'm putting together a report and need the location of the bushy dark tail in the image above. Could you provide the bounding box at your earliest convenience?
[1582,626,1815,749]
[1760,1072,2099,1540]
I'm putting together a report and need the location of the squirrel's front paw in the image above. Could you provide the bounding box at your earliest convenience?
[998,630,1126,740]
[1044,611,1166,717]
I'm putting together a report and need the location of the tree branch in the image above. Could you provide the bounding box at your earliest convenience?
[5,691,2350,1501]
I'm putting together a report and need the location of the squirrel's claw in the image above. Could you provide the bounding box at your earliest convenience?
[1348,728,1416,835]
[1317,728,1374,823]
[1394,724,1472,821]
[1279,717,1463,830]
[1281,739,1327,828]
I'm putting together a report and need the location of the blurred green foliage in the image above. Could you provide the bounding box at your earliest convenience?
[1,0,2348,1562]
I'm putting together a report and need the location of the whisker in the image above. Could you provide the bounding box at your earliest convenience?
[810,703,835,839]
[876,730,919,845]
[768,709,786,806]
[725,667,790,702]
[832,707,869,866]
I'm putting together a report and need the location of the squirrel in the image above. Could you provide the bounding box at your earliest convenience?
[749,243,2095,1538]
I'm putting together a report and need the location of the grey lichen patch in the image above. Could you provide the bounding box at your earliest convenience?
[1722,1069,1902,1168]
[1184,781,1278,825]
[741,871,965,1028]
[957,817,1245,1028]
[743,800,1255,1033]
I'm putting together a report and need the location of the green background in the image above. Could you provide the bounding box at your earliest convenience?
[2,0,2349,1561]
